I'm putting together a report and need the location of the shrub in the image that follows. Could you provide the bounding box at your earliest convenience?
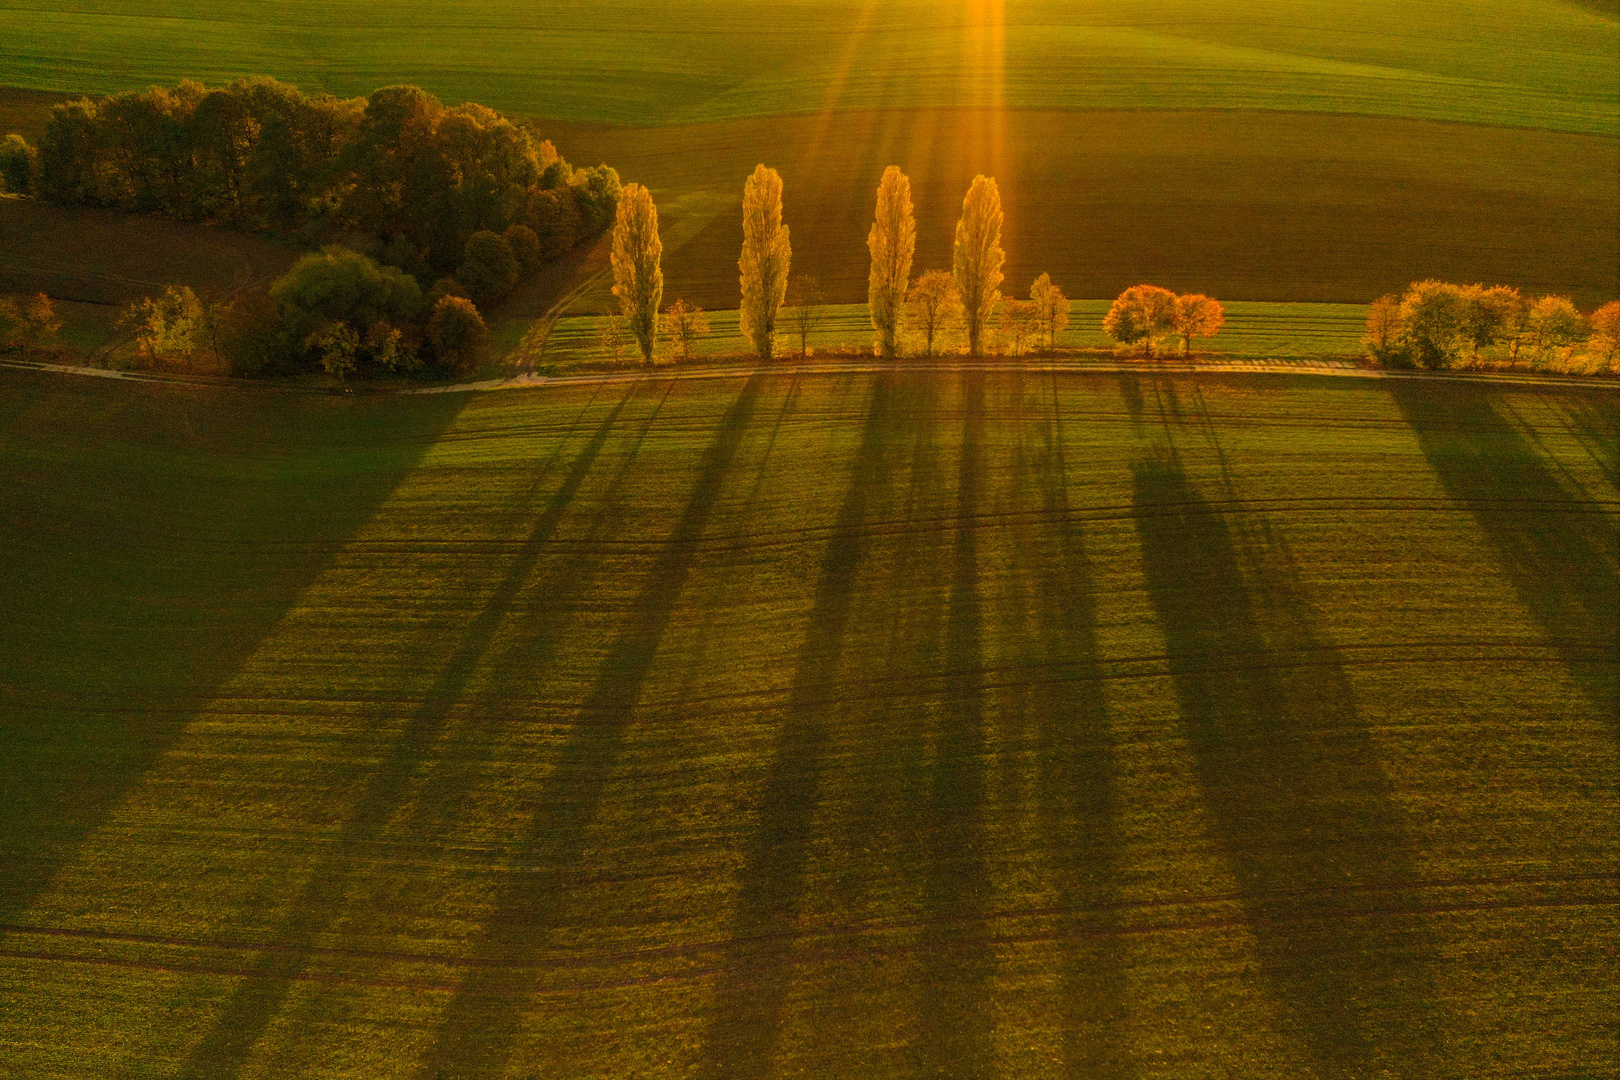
[271,246,424,347]
[1588,300,1620,369]
[0,134,38,195]
[0,293,61,349]
[459,230,519,306]
[1363,294,1408,367]
[121,286,205,363]
[1523,295,1584,369]
[427,295,487,369]
[503,224,542,273]
[1397,280,1469,370]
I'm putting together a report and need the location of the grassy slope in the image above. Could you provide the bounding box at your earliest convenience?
[0,1,1614,134]
[1,367,1615,1077]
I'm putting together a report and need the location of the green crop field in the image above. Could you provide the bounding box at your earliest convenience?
[3,2,1616,316]
[1,1,1615,134]
[2,366,1615,1077]
[540,301,1370,365]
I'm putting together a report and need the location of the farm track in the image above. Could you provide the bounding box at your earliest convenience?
[4,354,1616,397]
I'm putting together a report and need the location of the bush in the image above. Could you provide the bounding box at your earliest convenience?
[271,246,424,346]
[428,295,488,369]
[459,230,519,306]
[1397,280,1469,370]
[0,134,38,195]
[503,224,542,273]
[121,286,205,364]
[0,293,60,349]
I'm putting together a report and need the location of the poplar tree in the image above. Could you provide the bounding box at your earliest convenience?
[739,164,791,359]
[610,182,662,364]
[867,165,915,359]
[953,175,1004,356]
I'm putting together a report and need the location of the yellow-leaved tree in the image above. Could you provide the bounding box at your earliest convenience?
[953,175,1004,356]
[1171,294,1225,357]
[610,182,663,364]
[739,164,791,359]
[1030,273,1069,351]
[867,165,915,359]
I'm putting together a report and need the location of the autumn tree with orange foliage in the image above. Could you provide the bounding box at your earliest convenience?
[1172,294,1225,357]
[1103,285,1177,357]
[1589,300,1620,366]
[867,166,915,360]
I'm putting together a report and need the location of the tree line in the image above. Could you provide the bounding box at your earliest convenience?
[1364,281,1618,372]
[607,163,1230,366]
[1,79,625,377]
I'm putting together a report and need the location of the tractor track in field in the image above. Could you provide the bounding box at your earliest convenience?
[7,638,1612,734]
[3,355,1617,397]
[3,873,1614,996]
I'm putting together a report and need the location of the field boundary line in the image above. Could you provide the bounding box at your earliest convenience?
[4,356,1615,395]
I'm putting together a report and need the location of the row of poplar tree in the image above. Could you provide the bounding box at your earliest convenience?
[607,164,1228,364]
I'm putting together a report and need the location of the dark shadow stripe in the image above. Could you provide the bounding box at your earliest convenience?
[416,372,767,1080]
[174,389,632,1080]
[1390,382,1619,720]
[698,372,897,1080]
[1132,441,1440,1078]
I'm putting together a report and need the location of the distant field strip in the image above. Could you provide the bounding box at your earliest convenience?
[0,0,1614,132]
[541,301,1370,364]
[1,368,1615,1077]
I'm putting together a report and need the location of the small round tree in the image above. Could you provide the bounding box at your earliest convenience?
[428,295,488,371]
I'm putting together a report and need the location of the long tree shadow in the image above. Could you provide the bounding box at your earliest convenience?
[0,384,465,930]
[1132,444,1440,1078]
[698,372,899,1079]
[1390,382,1619,718]
[416,372,767,1079]
[913,370,995,1077]
[1028,373,1132,1078]
[174,388,636,1079]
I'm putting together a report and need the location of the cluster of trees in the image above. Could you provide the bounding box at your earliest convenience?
[120,247,492,378]
[5,79,619,284]
[608,165,1082,364]
[1102,285,1225,358]
[0,78,632,378]
[1365,281,1618,371]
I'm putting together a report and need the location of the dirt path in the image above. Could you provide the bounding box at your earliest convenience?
[3,355,1615,396]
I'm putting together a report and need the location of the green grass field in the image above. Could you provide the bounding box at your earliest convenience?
[539,301,1371,365]
[2,366,1615,1077]
[1,1,1614,133]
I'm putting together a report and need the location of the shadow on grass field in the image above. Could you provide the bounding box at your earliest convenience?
[1390,383,1620,720]
[1131,432,1439,1076]
[412,372,769,1078]
[0,374,466,927]
[2,368,1614,1077]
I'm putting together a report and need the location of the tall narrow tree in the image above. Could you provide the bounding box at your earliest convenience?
[867,165,915,359]
[610,182,662,365]
[953,175,1004,356]
[739,164,791,359]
